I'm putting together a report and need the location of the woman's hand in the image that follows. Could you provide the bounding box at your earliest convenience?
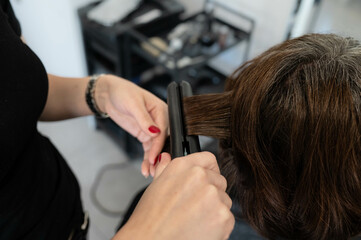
[95,75,168,178]
[113,152,235,240]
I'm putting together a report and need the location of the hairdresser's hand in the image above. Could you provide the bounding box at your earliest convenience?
[113,152,235,240]
[95,75,168,177]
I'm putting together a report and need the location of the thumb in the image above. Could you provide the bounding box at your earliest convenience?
[154,153,172,179]
[131,103,163,166]
[132,103,161,136]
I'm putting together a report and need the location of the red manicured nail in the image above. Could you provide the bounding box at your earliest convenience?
[158,154,162,163]
[149,125,160,134]
[153,155,159,166]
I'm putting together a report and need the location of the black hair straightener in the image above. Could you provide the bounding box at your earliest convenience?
[167,81,201,159]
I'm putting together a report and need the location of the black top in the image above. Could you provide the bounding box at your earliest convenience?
[0,1,83,239]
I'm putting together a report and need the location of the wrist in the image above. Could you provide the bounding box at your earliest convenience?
[112,223,151,240]
[94,74,110,112]
[113,217,158,240]
[86,74,110,118]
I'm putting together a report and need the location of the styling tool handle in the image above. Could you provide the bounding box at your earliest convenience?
[167,82,184,158]
[167,81,201,159]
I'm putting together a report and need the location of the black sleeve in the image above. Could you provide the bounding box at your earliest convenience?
[0,0,21,36]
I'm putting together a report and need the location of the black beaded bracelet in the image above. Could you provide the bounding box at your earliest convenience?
[85,74,109,119]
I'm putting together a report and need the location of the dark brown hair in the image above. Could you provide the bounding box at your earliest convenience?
[184,34,361,239]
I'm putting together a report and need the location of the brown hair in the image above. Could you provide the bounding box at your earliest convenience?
[183,34,361,239]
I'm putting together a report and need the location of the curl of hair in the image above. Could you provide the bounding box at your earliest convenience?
[183,33,361,239]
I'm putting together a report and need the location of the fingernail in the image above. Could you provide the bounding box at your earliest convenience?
[153,155,159,166]
[158,154,162,163]
[148,125,160,134]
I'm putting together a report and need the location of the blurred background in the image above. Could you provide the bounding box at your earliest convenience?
[11,0,361,239]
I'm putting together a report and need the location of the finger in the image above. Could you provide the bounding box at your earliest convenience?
[148,128,168,165]
[150,154,160,178]
[136,131,151,144]
[110,104,152,147]
[206,170,228,192]
[142,141,151,170]
[131,97,161,138]
[150,162,156,177]
[142,141,152,153]
[147,103,168,165]
[218,190,233,210]
[141,158,150,178]
[107,107,141,137]
[154,153,172,179]
[223,212,235,240]
[175,152,220,174]
[149,152,160,177]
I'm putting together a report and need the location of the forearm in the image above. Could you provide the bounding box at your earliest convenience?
[40,74,92,121]
[112,225,148,240]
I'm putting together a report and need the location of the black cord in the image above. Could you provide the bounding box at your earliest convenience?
[90,162,132,217]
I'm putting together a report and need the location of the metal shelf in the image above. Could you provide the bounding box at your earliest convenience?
[125,6,255,82]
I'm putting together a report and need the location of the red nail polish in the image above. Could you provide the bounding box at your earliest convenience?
[158,154,162,163]
[153,155,159,166]
[149,125,160,133]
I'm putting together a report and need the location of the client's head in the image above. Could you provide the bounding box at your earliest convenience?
[184,33,361,239]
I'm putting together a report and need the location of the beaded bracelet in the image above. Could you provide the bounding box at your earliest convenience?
[85,74,109,119]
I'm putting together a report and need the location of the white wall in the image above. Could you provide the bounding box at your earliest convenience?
[312,0,361,41]
[11,0,298,77]
[11,0,94,77]
[178,0,298,75]
[180,0,298,57]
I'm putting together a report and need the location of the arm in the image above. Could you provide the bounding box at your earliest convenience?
[41,74,168,176]
[40,74,91,121]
